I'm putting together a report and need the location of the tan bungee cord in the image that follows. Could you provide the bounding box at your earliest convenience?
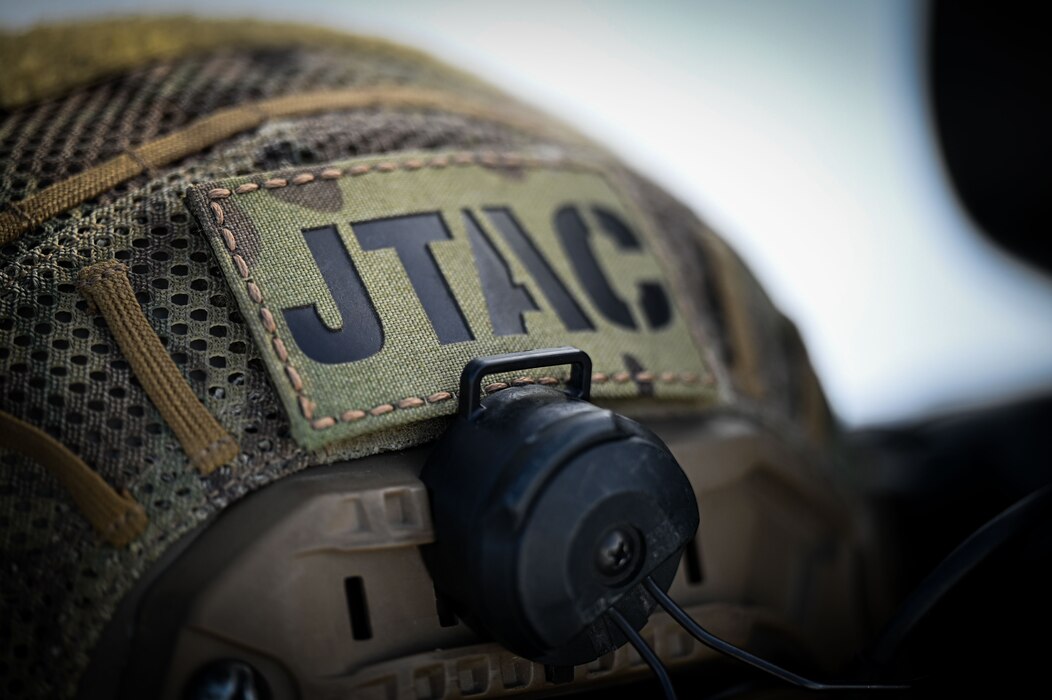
[77,260,239,474]
[0,408,147,547]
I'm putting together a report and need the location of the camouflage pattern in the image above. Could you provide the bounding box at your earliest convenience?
[186,153,713,449]
[0,19,831,699]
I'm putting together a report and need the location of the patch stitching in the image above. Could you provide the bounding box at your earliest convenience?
[205,150,707,431]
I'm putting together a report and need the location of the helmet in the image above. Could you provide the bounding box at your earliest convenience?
[0,18,877,699]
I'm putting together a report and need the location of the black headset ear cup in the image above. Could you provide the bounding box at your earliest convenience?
[420,349,699,666]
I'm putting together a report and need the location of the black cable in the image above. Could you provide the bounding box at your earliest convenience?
[866,483,1052,670]
[643,577,906,691]
[607,606,678,700]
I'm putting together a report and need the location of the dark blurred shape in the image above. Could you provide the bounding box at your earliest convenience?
[853,393,1052,693]
[930,2,1052,273]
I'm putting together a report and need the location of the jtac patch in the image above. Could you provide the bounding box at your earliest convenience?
[186,151,714,449]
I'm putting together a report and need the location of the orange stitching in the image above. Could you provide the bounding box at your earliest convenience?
[232,255,249,279]
[220,227,237,251]
[207,152,703,431]
[259,307,276,332]
[223,152,561,197]
[311,416,337,430]
[271,337,288,361]
[284,365,304,392]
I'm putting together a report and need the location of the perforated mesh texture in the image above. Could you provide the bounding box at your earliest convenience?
[0,46,502,207]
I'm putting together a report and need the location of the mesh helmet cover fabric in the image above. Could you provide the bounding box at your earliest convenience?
[0,19,830,698]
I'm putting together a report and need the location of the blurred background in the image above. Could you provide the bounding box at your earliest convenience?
[3,0,1051,427]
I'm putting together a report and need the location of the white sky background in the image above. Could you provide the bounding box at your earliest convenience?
[3,0,1052,427]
